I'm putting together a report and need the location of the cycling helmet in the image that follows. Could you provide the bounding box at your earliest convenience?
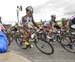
[26,6,33,13]
[51,14,56,18]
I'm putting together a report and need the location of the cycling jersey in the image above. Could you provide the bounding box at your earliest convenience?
[22,15,39,29]
[70,17,75,29]
[70,16,75,24]
[51,20,61,29]
[43,21,51,29]
[25,16,33,29]
[44,21,50,26]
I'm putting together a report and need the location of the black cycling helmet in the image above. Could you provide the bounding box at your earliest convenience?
[26,6,33,13]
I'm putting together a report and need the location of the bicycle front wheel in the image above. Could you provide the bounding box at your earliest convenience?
[6,33,13,46]
[60,36,75,53]
[16,31,28,49]
[34,39,54,55]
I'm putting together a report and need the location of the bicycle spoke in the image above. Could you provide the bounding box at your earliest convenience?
[35,39,54,55]
[61,36,75,53]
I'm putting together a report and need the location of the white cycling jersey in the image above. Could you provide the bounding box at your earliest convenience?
[25,16,33,29]
[20,16,33,29]
[44,21,50,26]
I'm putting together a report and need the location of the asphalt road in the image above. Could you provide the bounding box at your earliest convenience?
[9,40,75,62]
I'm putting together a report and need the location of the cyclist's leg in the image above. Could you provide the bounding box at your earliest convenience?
[23,28,31,45]
[23,24,34,47]
[47,29,53,39]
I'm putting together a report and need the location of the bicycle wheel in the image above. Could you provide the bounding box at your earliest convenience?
[6,33,13,46]
[34,39,54,55]
[60,36,75,53]
[8,36,13,46]
[16,31,28,49]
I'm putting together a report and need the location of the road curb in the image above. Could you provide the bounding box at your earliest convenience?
[0,50,31,62]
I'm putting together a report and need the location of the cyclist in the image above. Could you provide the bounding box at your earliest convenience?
[47,14,61,39]
[22,6,39,47]
[70,16,75,29]
[63,19,69,29]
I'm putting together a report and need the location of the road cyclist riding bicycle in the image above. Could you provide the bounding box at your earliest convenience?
[46,14,61,40]
[22,6,39,48]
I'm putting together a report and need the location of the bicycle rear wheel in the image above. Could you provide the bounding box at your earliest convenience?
[34,39,54,55]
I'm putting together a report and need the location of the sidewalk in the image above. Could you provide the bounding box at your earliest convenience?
[0,51,31,62]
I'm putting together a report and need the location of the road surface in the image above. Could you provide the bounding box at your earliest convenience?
[9,41,75,62]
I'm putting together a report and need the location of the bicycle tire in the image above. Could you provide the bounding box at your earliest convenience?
[34,39,54,55]
[6,33,13,46]
[60,36,75,53]
[15,31,28,49]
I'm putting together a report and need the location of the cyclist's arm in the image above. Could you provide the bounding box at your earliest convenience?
[32,16,39,29]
